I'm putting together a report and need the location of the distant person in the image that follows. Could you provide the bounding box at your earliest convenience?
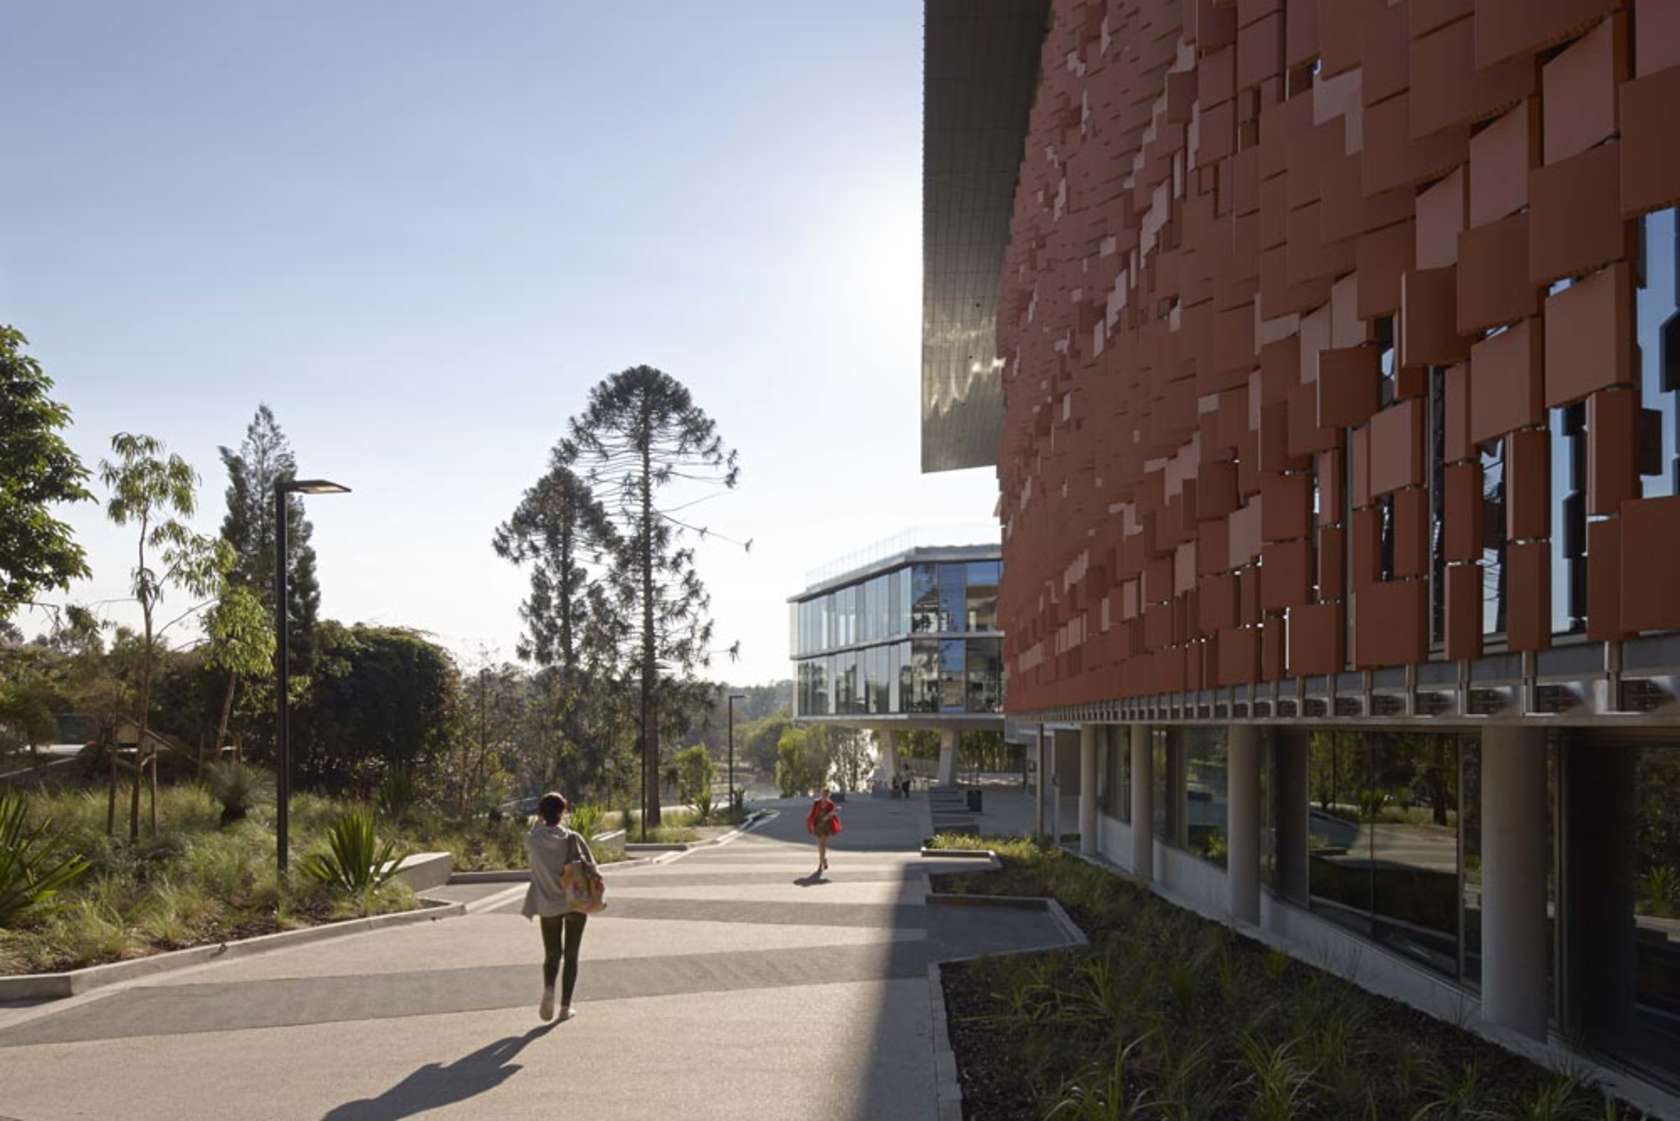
[805,786,843,875]
[522,791,597,1022]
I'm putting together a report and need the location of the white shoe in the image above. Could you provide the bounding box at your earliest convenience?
[539,987,555,1021]
[558,1005,577,1022]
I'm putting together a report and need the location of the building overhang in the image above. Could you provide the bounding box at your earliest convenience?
[920,0,1048,473]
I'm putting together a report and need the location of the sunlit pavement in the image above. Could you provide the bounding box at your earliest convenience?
[0,794,1071,1121]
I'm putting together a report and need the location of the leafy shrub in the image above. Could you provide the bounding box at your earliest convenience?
[0,788,91,927]
[204,762,259,826]
[569,802,605,840]
[675,745,715,822]
[376,767,418,822]
[299,810,405,913]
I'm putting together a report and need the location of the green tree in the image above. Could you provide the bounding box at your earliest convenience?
[296,623,461,794]
[203,579,274,766]
[829,727,870,792]
[564,366,743,827]
[99,433,223,839]
[774,725,831,797]
[218,405,320,665]
[0,327,92,620]
[675,743,716,821]
[492,459,626,794]
[741,710,793,775]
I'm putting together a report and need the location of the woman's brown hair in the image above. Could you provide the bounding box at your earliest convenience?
[537,791,568,826]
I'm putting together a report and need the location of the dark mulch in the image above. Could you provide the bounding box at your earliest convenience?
[929,846,1645,1121]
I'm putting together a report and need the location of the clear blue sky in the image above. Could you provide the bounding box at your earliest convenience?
[0,2,999,685]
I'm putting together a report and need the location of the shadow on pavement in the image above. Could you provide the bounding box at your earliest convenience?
[320,1021,558,1120]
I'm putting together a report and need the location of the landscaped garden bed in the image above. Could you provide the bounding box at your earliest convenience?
[925,834,1646,1121]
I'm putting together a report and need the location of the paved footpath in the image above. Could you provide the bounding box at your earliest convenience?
[0,793,1071,1121]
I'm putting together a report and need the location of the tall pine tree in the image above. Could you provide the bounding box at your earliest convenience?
[563,366,742,828]
[218,405,320,651]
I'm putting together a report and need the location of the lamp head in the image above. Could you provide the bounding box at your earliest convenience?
[281,479,352,495]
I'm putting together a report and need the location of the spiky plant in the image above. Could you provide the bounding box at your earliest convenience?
[0,788,91,927]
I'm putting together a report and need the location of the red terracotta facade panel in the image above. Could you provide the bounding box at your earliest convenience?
[1468,100,1536,228]
[1443,362,1472,461]
[1262,471,1313,542]
[1620,495,1680,631]
[1317,345,1382,429]
[1542,15,1628,163]
[1319,524,1346,599]
[1635,0,1680,76]
[1370,399,1425,496]
[1394,486,1431,577]
[1469,320,1545,447]
[1410,16,1477,137]
[1457,212,1538,332]
[1505,426,1551,540]
[1506,539,1553,651]
[1415,167,1467,268]
[1529,142,1630,284]
[1588,386,1640,515]
[1444,461,1484,560]
[1356,219,1417,319]
[1445,562,1484,659]
[1400,266,1472,366]
[1288,602,1345,675]
[1355,579,1428,667]
[1261,539,1313,611]
[1544,262,1635,406]
[1618,65,1680,217]
[1586,517,1624,639]
[1474,0,1623,69]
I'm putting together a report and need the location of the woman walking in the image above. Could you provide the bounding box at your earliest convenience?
[805,787,842,876]
[522,791,597,1022]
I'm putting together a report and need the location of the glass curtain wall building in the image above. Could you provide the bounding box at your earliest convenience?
[791,547,1003,720]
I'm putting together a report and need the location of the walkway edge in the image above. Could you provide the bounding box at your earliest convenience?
[0,899,466,1001]
[928,962,963,1121]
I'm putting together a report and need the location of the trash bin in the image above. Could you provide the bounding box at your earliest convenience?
[965,787,983,813]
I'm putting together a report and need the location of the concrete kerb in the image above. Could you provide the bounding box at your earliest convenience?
[0,898,465,1002]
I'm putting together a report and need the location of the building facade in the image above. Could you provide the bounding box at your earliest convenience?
[790,540,1005,784]
[925,0,1680,1100]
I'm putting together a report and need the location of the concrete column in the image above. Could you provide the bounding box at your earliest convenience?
[936,729,959,786]
[1130,724,1153,882]
[1227,724,1261,925]
[1079,724,1099,855]
[878,729,899,788]
[1481,725,1550,1040]
[1032,724,1045,837]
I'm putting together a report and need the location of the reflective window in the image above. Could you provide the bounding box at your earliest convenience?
[1307,732,1465,978]
[912,565,940,632]
[965,637,1003,712]
[939,639,965,711]
[908,640,940,713]
[1184,728,1229,866]
[1153,729,1183,845]
[1482,441,1507,637]
[1552,404,1587,634]
[1637,208,1679,498]
[1104,726,1130,822]
[938,563,967,633]
[966,561,1001,630]
[1563,737,1680,1081]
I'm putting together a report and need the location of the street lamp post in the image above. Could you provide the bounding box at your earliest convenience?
[275,478,351,881]
[727,693,746,816]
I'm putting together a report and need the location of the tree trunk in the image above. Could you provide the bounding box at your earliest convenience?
[640,435,660,830]
[106,735,118,837]
[148,752,158,835]
[215,671,237,767]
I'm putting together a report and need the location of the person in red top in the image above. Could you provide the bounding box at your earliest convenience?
[805,787,842,876]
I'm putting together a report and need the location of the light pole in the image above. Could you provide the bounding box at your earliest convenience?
[727,693,745,816]
[275,478,351,881]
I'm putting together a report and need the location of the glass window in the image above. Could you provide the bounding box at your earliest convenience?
[1153,729,1184,844]
[888,642,902,713]
[1307,732,1466,978]
[1430,368,1448,645]
[1562,736,1680,1081]
[1105,727,1130,821]
[896,566,912,637]
[1552,405,1587,634]
[812,658,829,716]
[909,640,939,713]
[1185,728,1229,866]
[1482,441,1507,637]
[965,638,1003,712]
[966,561,1001,630]
[939,639,965,712]
[912,565,940,632]
[938,563,967,633]
[1637,207,1679,498]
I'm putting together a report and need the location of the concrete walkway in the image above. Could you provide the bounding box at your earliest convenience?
[0,793,1072,1121]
